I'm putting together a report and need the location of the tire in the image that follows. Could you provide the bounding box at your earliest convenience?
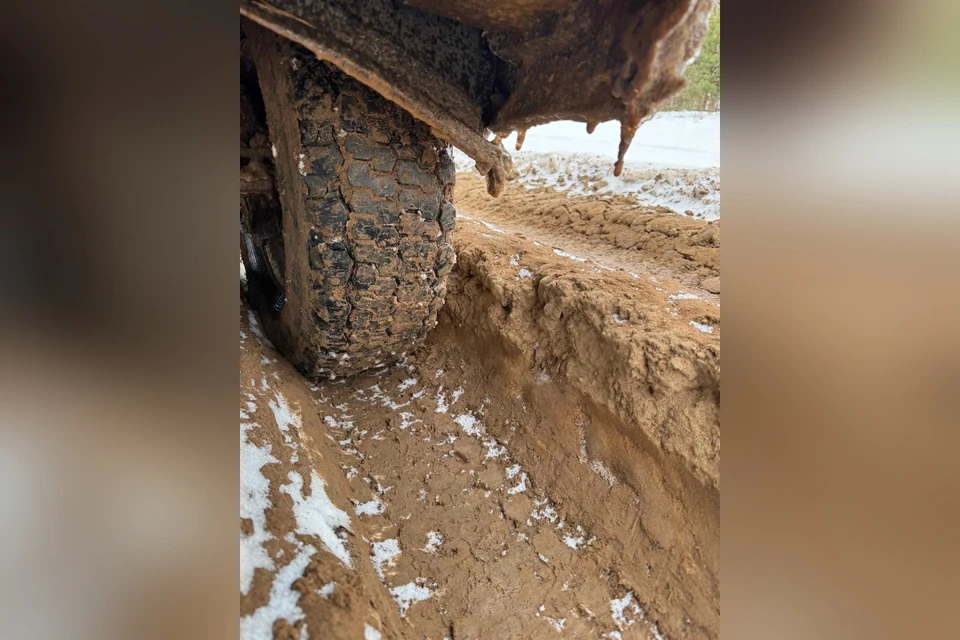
[243,26,457,379]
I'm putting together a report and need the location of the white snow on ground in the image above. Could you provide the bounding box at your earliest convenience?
[502,111,719,168]
[371,538,401,580]
[609,589,665,639]
[240,418,278,595]
[269,391,302,462]
[553,248,589,263]
[389,581,435,617]
[531,498,559,524]
[455,111,720,220]
[423,531,444,553]
[544,616,566,632]
[241,541,316,640]
[364,624,383,640]
[590,459,619,487]
[280,470,353,568]
[398,411,421,431]
[453,412,483,437]
[435,387,449,414]
[369,526,436,618]
[334,371,612,624]
[511,153,720,220]
[561,526,589,549]
[610,591,645,628]
[506,464,529,495]
[354,496,386,516]
[362,383,410,411]
[690,320,715,334]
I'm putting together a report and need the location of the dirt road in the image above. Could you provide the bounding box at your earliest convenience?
[240,173,720,640]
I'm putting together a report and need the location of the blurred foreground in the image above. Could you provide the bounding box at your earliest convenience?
[0,1,958,639]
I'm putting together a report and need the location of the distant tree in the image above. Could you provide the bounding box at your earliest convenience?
[663,2,720,110]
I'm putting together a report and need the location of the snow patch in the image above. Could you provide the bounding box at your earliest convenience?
[562,526,588,549]
[240,420,278,595]
[507,471,529,495]
[690,320,714,334]
[499,111,719,168]
[247,310,273,347]
[323,414,354,430]
[364,624,383,640]
[453,412,483,437]
[544,617,566,632]
[553,248,588,262]
[370,538,401,580]
[479,220,506,234]
[280,470,353,568]
[363,383,410,411]
[591,459,618,487]
[389,581,434,617]
[354,496,386,516]
[398,411,422,431]
[474,112,720,219]
[268,391,302,462]
[610,591,645,629]
[423,531,444,554]
[516,268,533,280]
[482,437,508,460]
[240,542,315,640]
[435,388,449,414]
[531,498,559,523]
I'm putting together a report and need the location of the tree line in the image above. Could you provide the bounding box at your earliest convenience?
[661,2,719,111]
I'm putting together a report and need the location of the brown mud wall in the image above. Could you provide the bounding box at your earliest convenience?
[421,222,721,637]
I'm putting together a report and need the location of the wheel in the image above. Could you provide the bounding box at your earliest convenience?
[241,24,457,379]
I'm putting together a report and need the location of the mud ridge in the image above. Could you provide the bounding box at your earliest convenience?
[456,172,720,294]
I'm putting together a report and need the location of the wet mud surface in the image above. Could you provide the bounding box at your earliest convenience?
[241,173,720,640]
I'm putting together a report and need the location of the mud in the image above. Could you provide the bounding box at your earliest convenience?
[240,209,720,639]
[242,0,715,194]
[455,172,720,295]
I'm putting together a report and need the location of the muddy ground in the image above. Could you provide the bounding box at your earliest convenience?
[241,171,720,639]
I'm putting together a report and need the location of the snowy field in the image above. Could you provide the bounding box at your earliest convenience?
[500,111,719,169]
[457,111,721,220]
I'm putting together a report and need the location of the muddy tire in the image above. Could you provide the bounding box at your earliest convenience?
[243,27,457,379]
